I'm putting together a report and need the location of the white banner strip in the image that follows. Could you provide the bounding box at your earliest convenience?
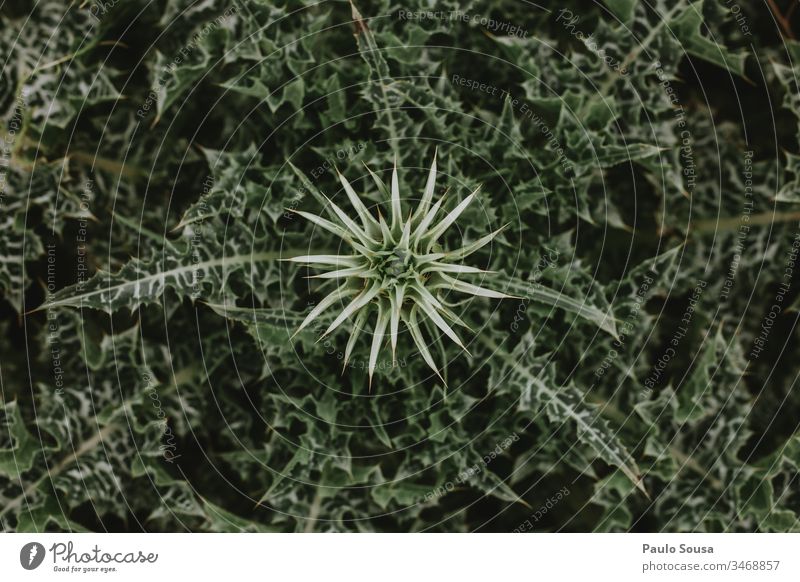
[1,533,798,581]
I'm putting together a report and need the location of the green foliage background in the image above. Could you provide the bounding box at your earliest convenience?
[1,0,799,532]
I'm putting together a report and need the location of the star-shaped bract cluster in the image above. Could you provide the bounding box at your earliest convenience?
[288,153,511,385]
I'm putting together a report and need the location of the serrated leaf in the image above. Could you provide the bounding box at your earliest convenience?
[38,251,281,313]
[672,0,749,79]
[502,276,619,337]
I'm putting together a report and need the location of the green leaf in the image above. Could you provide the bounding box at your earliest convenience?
[602,0,638,23]
[349,0,401,155]
[672,1,749,79]
[39,251,281,313]
[502,276,619,337]
[0,401,41,479]
[489,336,646,495]
[595,143,663,168]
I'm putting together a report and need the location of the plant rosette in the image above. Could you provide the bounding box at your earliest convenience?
[287,152,515,385]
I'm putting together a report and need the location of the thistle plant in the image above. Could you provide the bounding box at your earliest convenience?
[288,153,513,385]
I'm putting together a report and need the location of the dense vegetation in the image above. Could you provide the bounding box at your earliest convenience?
[1,0,799,532]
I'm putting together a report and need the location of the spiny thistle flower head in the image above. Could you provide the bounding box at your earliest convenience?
[288,152,513,386]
